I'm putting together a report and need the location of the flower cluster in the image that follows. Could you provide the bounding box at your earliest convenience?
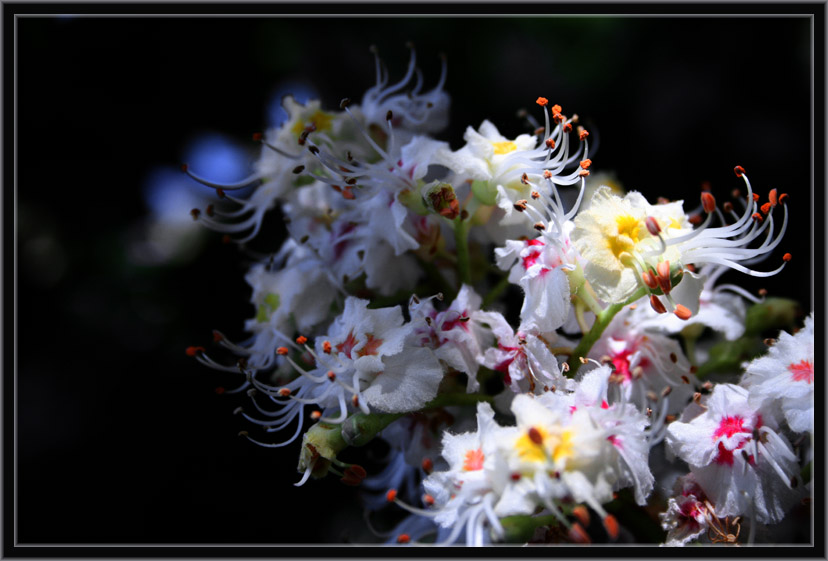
[185,47,812,546]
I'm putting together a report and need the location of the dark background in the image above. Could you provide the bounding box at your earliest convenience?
[12,8,817,547]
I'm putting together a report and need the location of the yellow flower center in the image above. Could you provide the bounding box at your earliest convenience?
[608,214,644,259]
[291,109,334,137]
[492,141,517,155]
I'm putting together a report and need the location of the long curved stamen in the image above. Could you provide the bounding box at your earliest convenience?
[181,164,261,191]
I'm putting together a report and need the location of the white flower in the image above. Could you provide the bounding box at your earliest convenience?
[665,383,801,524]
[741,313,814,434]
[659,473,712,547]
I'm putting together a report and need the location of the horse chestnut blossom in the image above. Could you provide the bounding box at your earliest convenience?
[184,47,812,546]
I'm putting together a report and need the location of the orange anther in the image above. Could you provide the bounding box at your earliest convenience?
[396,534,410,544]
[568,522,591,544]
[674,305,692,320]
[579,129,590,141]
[310,410,322,420]
[386,489,398,502]
[543,170,552,179]
[650,295,667,314]
[278,388,291,397]
[688,214,703,225]
[563,123,573,133]
[421,457,434,473]
[327,371,336,381]
[352,395,360,407]
[536,97,549,107]
[734,165,745,177]
[657,260,670,280]
[423,494,435,506]
[760,202,772,215]
[545,138,556,149]
[701,192,716,213]
[778,193,789,204]
[783,253,792,262]
[296,335,308,345]
[752,212,763,222]
[641,270,658,290]
[551,104,562,114]
[579,170,590,177]
[185,346,205,357]
[322,341,332,354]
[572,505,590,527]
[276,347,289,355]
[579,159,592,170]
[768,189,778,206]
[603,514,620,540]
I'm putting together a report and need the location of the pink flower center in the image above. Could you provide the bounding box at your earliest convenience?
[712,415,747,439]
[336,330,358,358]
[788,359,814,384]
[463,448,485,471]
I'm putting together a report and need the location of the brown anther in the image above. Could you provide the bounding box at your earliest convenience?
[768,189,778,206]
[723,201,734,213]
[662,386,673,398]
[783,253,792,262]
[701,192,717,214]
[603,514,620,540]
[688,214,703,225]
[327,371,336,381]
[734,165,745,177]
[386,489,398,502]
[531,191,540,200]
[205,204,215,217]
[396,534,410,544]
[521,173,530,185]
[563,123,573,133]
[731,188,741,199]
[632,366,644,380]
[680,375,690,384]
[190,208,200,220]
[579,128,590,141]
[385,110,393,121]
[296,335,308,345]
[528,427,544,445]
[534,222,545,232]
[421,457,433,474]
[751,212,763,222]
[674,305,692,320]
[351,395,359,408]
[310,410,322,420]
[536,97,549,107]
[322,341,332,354]
[646,390,658,402]
[513,199,528,212]
[340,98,351,109]
[545,138,556,149]
[533,126,545,136]
[763,338,777,346]
[276,347,289,355]
[778,193,789,204]
[650,295,667,314]
[185,346,205,357]
[292,165,305,174]
[665,414,677,423]
[308,145,320,155]
[278,387,291,397]
[693,392,702,404]
[645,216,661,236]
[669,352,678,363]
[572,505,590,527]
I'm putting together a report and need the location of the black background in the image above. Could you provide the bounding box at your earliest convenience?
[11,4,819,548]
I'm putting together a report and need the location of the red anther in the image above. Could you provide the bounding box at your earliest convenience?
[296,335,308,345]
[185,346,205,357]
[568,522,591,544]
[579,129,590,141]
[310,410,322,420]
[734,165,745,177]
[216,188,226,199]
[214,387,225,395]
[783,253,792,262]
[603,514,620,540]
[510,472,521,481]
[276,347,289,356]
[423,494,435,506]
[521,173,530,184]
[322,341,332,353]
[536,97,549,107]
[778,193,789,204]
[674,305,692,320]
[752,212,763,222]
[421,457,434,474]
[752,193,760,202]
[352,395,359,408]
[579,159,592,170]
[641,270,658,290]
[685,264,696,273]
[528,427,544,445]
[327,371,336,381]
[278,388,291,397]
[545,138,556,149]
[701,192,716,213]
[331,185,341,193]
[572,505,590,527]
[760,202,772,215]
[563,123,573,133]
[650,295,667,314]
[342,188,355,200]
[205,204,214,217]
[386,489,398,502]
[190,208,200,220]
[688,214,703,225]
[768,189,778,206]
[180,163,189,172]
[252,132,263,141]
[579,170,590,177]
[396,534,410,544]
[551,104,562,114]
[645,216,661,236]
[212,330,224,342]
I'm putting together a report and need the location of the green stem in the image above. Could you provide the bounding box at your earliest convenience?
[482,274,510,309]
[567,286,648,378]
[453,216,471,288]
